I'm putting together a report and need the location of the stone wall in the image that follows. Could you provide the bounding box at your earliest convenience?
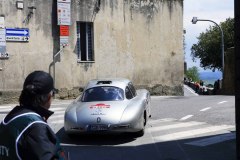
[0,90,20,104]
[0,84,183,105]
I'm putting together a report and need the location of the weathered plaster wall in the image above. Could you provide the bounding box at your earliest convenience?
[0,0,184,104]
[0,0,56,91]
[55,0,184,91]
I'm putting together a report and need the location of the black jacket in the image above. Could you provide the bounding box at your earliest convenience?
[4,105,64,160]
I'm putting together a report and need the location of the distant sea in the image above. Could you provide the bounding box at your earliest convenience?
[199,71,222,85]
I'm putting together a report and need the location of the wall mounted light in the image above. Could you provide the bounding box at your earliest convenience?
[16,0,24,10]
[22,2,37,24]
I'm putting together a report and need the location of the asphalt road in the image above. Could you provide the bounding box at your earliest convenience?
[0,86,236,160]
[151,85,235,126]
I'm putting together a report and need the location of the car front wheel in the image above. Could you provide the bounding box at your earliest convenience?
[135,112,146,137]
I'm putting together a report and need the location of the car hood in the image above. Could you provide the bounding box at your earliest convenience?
[72,101,129,124]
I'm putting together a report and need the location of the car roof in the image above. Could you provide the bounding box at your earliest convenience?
[85,78,131,90]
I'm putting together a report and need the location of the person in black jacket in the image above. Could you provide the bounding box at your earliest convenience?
[0,70,67,160]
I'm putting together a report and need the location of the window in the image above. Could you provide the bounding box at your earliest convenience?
[125,86,134,100]
[128,83,137,97]
[81,87,124,102]
[77,22,94,62]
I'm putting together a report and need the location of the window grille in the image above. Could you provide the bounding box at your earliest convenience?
[77,22,94,62]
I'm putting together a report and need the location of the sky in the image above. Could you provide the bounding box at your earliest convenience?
[184,0,234,72]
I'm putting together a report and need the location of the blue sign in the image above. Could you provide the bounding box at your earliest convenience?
[5,28,29,42]
[6,28,29,36]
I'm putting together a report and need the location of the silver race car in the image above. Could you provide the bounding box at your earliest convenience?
[64,78,151,136]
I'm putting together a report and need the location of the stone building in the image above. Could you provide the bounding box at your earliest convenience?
[0,0,184,103]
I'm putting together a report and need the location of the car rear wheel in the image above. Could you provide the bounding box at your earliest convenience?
[135,128,145,137]
[66,132,79,139]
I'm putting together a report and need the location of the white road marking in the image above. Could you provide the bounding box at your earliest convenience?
[60,118,236,147]
[200,107,211,112]
[154,125,234,142]
[218,101,228,104]
[148,118,177,125]
[151,96,175,99]
[52,110,65,114]
[180,115,193,121]
[61,143,82,147]
[184,85,198,96]
[0,101,70,108]
[0,106,13,109]
[49,119,64,124]
[50,107,66,111]
[49,114,64,119]
[185,132,236,146]
[0,108,14,112]
[148,121,205,132]
[51,102,71,106]
[0,106,66,112]
[0,106,14,113]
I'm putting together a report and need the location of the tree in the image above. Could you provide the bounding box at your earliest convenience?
[191,18,234,71]
[186,66,200,82]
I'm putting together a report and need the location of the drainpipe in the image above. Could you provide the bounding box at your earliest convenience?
[53,47,64,89]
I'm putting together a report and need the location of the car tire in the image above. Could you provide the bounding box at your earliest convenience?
[134,113,146,137]
[135,128,145,137]
[67,133,78,139]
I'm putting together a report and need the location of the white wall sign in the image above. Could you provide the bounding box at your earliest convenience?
[0,28,6,57]
[60,36,69,46]
[0,17,5,28]
[57,2,71,25]
[57,0,71,3]
[5,28,29,42]
[6,36,29,42]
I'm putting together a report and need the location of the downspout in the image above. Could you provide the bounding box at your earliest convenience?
[51,46,65,90]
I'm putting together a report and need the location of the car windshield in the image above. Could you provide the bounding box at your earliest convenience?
[81,86,124,102]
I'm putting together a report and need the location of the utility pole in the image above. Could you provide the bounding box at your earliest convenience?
[235,0,240,159]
